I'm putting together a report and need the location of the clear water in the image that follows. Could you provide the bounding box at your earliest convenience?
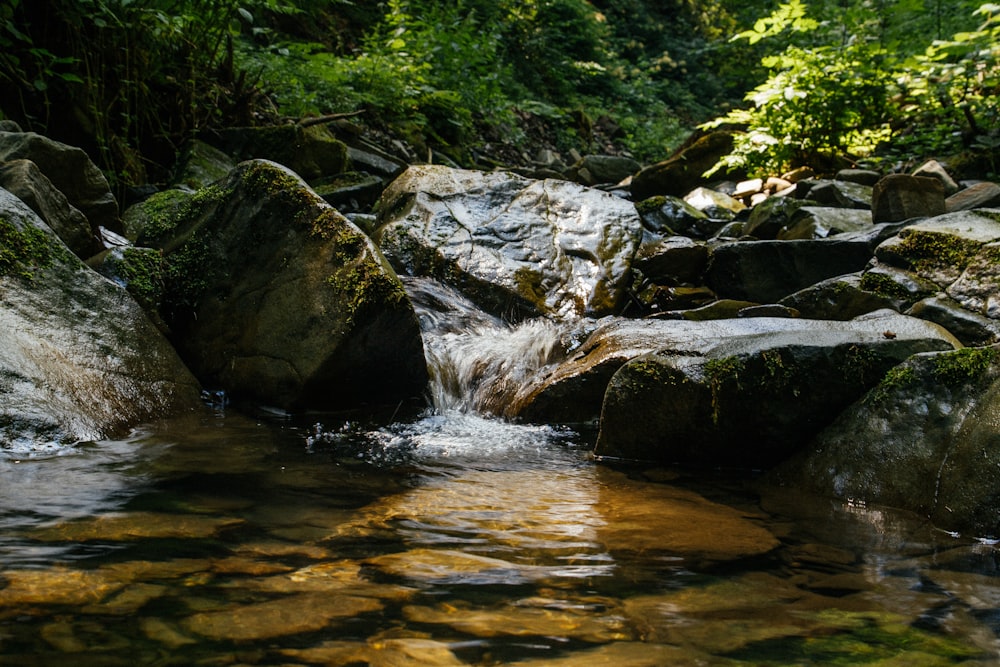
[3,281,1000,665]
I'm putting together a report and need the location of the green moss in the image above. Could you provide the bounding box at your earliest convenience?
[513,267,546,307]
[326,253,407,327]
[973,210,1000,224]
[843,344,882,385]
[895,229,982,272]
[704,356,745,425]
[932,347,998,385]
[759,349,796,393]
[117,247,164,305]
[858,271,916,301]
[868,365,917,403]
[634,195,667,215]
[0,215,64,281]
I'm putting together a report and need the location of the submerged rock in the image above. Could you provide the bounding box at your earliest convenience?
[769,346,1000,537]
[376,165,642,320]
[0,188,201,451]
[591,311,958,467]
[138,160,428,411]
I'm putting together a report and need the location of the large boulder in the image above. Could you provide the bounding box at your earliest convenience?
[871,174,946,223]
[0,159,96,257]
[136,160,428,411]
[630,131,738,201]
[203,124,348,182]
[775,206,872,240]
[778,273,899,321]
[0,188,201,452]
[591,311,958,467]
[768,346,1000,537]
[0,130,120,234]
[375,165,642,320]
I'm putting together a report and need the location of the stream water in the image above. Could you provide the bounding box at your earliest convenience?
[2,280,1000,665]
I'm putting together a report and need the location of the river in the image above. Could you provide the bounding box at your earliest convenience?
[1,279,998,665]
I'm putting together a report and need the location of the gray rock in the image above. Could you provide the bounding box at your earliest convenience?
[592,311,958,466]
[743,196,814,240]
[633,236,708,285]
[946,181,1000,212]
[835,169,882,186]
[0,188,201,451]
[683,187,746,221]
[871,174,946,223]
[857,263,939,309]
[0,131,120,234]
[913,159,960,195]
[779,273,899,320]
[376,165,642,320]
[635,195,721,239]
[145,160,428,410]
[704,232,879,303]
[174,140,236,191]
[630,131,739,200]
[312,171,385,212]
[567,154,640,186]
[795,179,872,209]
[776,206,872,240]
[907,295,1000,346]
[768,346,1000,537]
[205,124,348,182]
[0,160,96,258]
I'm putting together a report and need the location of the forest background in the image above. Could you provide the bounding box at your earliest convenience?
[0,0,997,195]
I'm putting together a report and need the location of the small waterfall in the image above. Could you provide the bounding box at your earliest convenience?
[403,277,570,417]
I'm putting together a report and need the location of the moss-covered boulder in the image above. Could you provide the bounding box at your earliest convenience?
[205,124,348,183]
[768,346,1000,537]
[137,160,428,411]
[778,273,899,321]
[375,165,642,321]
[0,188,201,452]
[630,131,740,201]
[592,311,958,467]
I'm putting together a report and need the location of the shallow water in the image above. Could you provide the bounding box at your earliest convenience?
[2,408,1000,666]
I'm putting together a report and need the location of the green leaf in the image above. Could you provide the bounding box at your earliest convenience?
[238,7,253,24]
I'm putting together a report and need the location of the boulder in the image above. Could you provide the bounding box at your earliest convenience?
[634,195,720,239]
[779,273,899,320]
[630,131,738,201]
[140,160,428,410]
[946,181,1000,212]
[592,311,958,467]
[835,169,882,186]
[311,171,385,213]
[907,295,1000,346]
[856,263,939,309]
[743,196,814,240]
[704,231,882,303]
[204,124,348,182]
[633,236,708,285]
[0,130,120,234]
[912,159,960,195]
[871,174,946,223]
[376,165,642,320]
[0,188,202,451]
[0,159,96,257]
[768,346,1000,537]
[566,154,640,186]
[795,179,872,209]
[173,140,236,191]
[776,206,873,240]
[683,187,746,221]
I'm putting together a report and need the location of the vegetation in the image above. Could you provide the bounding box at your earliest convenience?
[0,215,63,281]
[0,0,997,187]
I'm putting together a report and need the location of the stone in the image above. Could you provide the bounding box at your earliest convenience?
[779,273,900,320]
[857,263,939,309]
[630,131,739,200]
[946,181,1000,212]
[948,239,1000,319]
[142,159,428,411]
[376,165,642,320]
[0,130,120,234]
[0,160,96,257]
[683,186,746,220]
[769,346,1000,537]
[633,236,708,285]
[836,168,882,186]
[743,196,813,239]
[732,178,764,200]
[913,159,960,195]
[795,179,872,209]
[776,206,873,240]
[204,123,348,182]
[634,195,719,239]
[592,311,958,467]
[0,189,202,451]
[347,144,408,178]
[907,295,1000,346]
[704,231,881,303]
[30,513,242,542]
[311,171,385,212]
[737,303,799,318]
[172,139,235,191]
[567,154,641,186]
[871,174,946,223]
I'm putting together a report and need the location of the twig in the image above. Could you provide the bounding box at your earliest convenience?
[297,110,366,128]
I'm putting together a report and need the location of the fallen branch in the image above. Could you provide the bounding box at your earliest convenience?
[297,110,366,128]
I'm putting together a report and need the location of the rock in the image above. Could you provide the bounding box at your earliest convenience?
[311,171,385,212]
[683,186,746,220]
[913,159,960,195]
[743,196,813,240]
[0,159,96,257]
[835,168,882,186]
[567,154,641,186]
[633,236,708,285]
[346,144,408,179]
[0,130,120,234]
[776,206,872,240]
[782,166,815,183]
[376,165,642,320]
[857,263,940,308]
[122,189,191,243]
[947,181,1000,212]
[592,311,958,466]
[672,298,759,321]
[737,303,799,318]
[907,295,1000,346]
[172,140,235,191]
[871,174,946,223]
[779,273,900,320]
[630,131,739,200]
[142,159,428,411]
[732,178,764,200]
[634,195,719,239]
[636,285,715,313]
[873,210,1000,293]
[204,124,348,182]
[795,179,872,209]
[704,231,882,303]
[769,346,1000,537]
[948,238,1000,319]
[0,188,201,451]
